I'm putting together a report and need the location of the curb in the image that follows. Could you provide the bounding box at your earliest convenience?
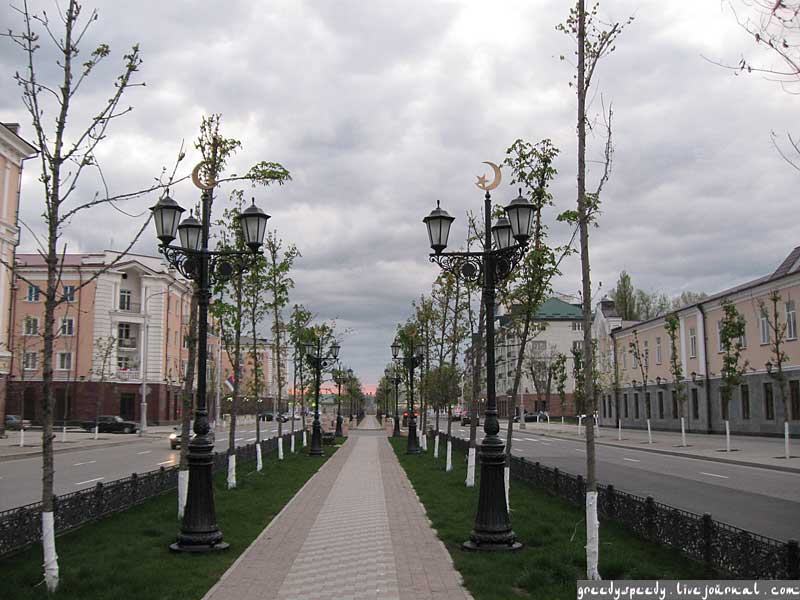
[0,435,165,463]
[520,429,800,474]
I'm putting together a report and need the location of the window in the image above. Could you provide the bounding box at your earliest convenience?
[672,391,678,419]
[623,393,629,418]
[721,389,729,421]
[646,392,652,419]
[26,284,40,302]
[691,388,699,420]
[621,348,627,370]
[23,351,37,370]
[739,327,747,349]
[23,316,39,336]
[655,337,662,365]
[182,360,189,379]
[760,310,771,345]
[787,302,797,341]
[572,321,582,331]
[632,347,638,369]
[741,384,750,420]
[791,380,800,420]
[658,390,664,419]
[183,335,188,349]
[60,317,74,336]
[63,285,76,303]
[119,289,132,311]
[643,340,649,368]
[572,340,583,353]
[118,323,131,339]
[117,355,131,370]
[57,352,72,371]
[764,382,775,420]
[689,327,697,358]
[717,320,724,352]
[530,341,546,353]
[634,393,640,419]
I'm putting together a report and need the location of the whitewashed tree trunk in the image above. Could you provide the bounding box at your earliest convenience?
[466,447,476,487]
[93,425,98,440]
[504,465,510,512]
[577,416,582,438]
[42,511,59,592]
[681,417,687,447]
[434,434,439,459]
[227,454,237,489]
[178,469,189,519]
[19,428,24,447]
[617,420,622,441]
[302,431,307,447]
[61,426,67,443]
[446,440,452,472]
[290,433,296,453]
[421,431,428,451]
[585,491,601,580]
[256,443,263,472]
[646,419,652,444]
[278,437,284,460]
[561,415,564,426]
[725,420,731,452]
[785,421,790,459]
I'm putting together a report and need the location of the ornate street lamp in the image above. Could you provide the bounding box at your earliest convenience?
[392,339,424,454]
[389,365,402,438]
[305,337,340,456]
[151,173,268,554]
[422,163,527,552]
[333,364,347,437]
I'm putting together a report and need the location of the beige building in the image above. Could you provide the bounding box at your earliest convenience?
[0,123,36,435]
[594,245,800,437]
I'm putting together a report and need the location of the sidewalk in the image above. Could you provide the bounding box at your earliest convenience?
[504,418,800,473]
[203,415,472,600]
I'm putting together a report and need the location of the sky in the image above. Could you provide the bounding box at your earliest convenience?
[0,1,795,393]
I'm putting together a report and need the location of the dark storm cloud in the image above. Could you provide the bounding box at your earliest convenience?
[0,1,793,388]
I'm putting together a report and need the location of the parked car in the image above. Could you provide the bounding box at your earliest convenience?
[277,412,299,423]
[261,412,274,421]
[5,414,31,430]
[169,427,214,449]
[402,410,419,427]
[513,412,538,423]
[460,411,480,426]
[80,415,138,434]
[451,407,463,421]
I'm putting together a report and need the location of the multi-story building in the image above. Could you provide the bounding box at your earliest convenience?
[463,297,586,417]
[595,245,800,437]
[7,251,207,424]
[221,335,284,415]
[0,123,36,435]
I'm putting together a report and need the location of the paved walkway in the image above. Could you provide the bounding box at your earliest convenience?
[203,422,471,600]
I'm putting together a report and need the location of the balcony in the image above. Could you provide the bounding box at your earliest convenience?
[116,368,140,381]
[116,302,141,313]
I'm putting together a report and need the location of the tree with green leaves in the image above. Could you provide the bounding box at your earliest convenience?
[263,231,299,459]
[610,271,638,321]
[719,299,749,452]
[242,248,268,468]
[287,304,313,445]
[665,313,688,446]
[557,2,633,576]
[759,290,791,458]
[629,329,650,426]
[552,352,568,419]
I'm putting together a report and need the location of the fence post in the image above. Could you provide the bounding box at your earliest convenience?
[787,539,800,579]
[534,461,540,485]
[553,467,559,496]
[702,512,714,574]
[645,496,656,540]
[94,481,104,517]
[606,484,616,519]
[131,472,138,502]
[577,474,584,505]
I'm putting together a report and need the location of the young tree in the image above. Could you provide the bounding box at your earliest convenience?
[90,335,116,440]
[552,352,568,419]
[287,304,313,445]
[610,271,638,321]
[558,0,632,579]
[629,329,651,430]
[526,342,560,414]
[263,232,299,460]
[719,299,749,452]
[760,290,791,458]
[1,2,192,589]
[665,313,688,446]
[242,251,268,469]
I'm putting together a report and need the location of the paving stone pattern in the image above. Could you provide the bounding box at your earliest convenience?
[202,414,471,600]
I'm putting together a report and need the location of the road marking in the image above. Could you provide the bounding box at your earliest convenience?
[512,438,524,441]
[73,460,96,466]
[247,437,257,442]
[235,437,243,442]
[137,451,152,455]
[574,448,585,452]
[700,471,729,479]
[158,460,175,466]
[75,477,104,486]
[623,458,640,463]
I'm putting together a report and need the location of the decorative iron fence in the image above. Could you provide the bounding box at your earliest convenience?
[0,430,301,559]
[435,432,799,579]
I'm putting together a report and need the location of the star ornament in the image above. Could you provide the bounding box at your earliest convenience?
[475,174,488,189]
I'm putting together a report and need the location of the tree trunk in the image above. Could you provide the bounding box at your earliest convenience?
[178,290,199,517]
[227,274,243,488]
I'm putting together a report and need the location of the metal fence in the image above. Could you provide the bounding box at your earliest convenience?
[437,432,799,579]
[0,430,300,559]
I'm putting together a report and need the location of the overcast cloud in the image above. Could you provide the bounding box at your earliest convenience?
[0,1,795,391]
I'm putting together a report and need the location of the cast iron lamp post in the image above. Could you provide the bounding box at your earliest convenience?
[390,366,402,438]
[422,177,533,552]
[392,339,424,454]
[150,180,269,553]
[305,338,340,456]
[333,365,350,437]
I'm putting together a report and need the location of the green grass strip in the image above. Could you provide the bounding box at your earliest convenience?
[1,442,339,600]
[390,437,706,600]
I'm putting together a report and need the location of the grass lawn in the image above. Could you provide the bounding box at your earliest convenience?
[390,437,706,600]
[1,441,341,600]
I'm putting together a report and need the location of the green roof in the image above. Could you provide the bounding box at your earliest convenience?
[509,297,582,321]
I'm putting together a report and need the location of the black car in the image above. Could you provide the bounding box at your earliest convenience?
[461,412,480,426]
[5,414,31,430]
[81,415,138,434]
[258,412,274,422]
[513,413,538,423]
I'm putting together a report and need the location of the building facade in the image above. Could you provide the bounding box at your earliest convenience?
[0,123,36,435]
[595,245,800,437]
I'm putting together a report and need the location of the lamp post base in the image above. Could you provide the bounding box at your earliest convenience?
[407,418,421,454]
[393,414,401,438]
[309,418,324,457]
[335,414,343,437]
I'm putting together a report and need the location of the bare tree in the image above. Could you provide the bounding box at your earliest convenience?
[759,290,791,458]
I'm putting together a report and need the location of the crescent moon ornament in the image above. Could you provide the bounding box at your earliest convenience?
[475,161,501,191]
[191,161,216,190]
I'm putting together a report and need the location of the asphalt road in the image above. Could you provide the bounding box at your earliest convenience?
[446,423,800,542]
[0,422,287,511]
